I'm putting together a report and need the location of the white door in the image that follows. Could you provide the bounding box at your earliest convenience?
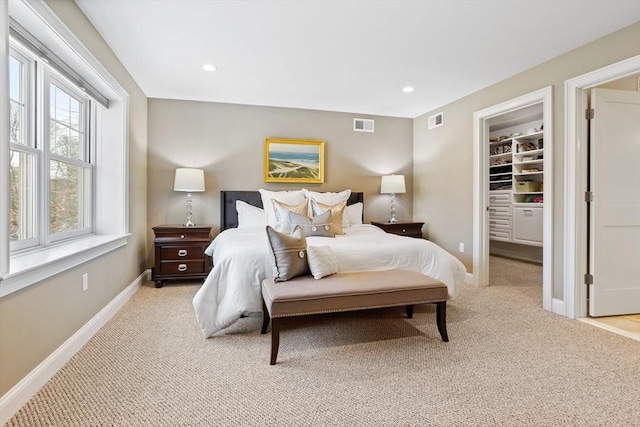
[589,88,640,316]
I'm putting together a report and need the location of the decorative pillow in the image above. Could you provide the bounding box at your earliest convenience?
[272,198,309,234]
[236,200,267,228]
[265,225,310,282]
[310,199,346,235]
[306,245,338,280]
[288,210,335,237]
[303,189,351,206]
[258,189,306,227]
[345,202,363,226]
[303,189,352,224]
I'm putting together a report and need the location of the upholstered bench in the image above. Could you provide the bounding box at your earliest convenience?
[260,269,449,365]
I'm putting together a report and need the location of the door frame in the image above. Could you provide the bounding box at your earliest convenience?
[563,55,640,319]
[472,86,553,312]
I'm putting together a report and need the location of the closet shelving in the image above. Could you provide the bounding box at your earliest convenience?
[488,118,544,247]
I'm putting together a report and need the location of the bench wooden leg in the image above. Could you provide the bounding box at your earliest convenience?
[270,318,281,365]
[405,304,413,319]
[261,299,270,335]
[436,301,449,342]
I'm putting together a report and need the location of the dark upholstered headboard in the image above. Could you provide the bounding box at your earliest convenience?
[220,191,364,231]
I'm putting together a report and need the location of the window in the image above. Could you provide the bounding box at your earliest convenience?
[9,43,95,251]
[2,0,129,297]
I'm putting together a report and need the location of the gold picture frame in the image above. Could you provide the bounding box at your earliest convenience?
[264,138,325,183]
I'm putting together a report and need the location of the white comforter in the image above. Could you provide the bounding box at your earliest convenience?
[193,225,466,338]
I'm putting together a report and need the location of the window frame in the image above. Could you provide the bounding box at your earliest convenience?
[8,45,39,251]
[9,43,97,251]
[1,0,130,298]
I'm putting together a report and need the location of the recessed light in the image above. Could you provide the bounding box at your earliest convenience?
[202,64,217,72]
[402,86,414,93]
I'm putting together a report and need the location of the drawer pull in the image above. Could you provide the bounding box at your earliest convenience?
[180,234,185,239]
[178,249,188,257]
[402,228,406,233]
[178,264,188,272]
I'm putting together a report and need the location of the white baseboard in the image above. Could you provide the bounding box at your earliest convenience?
[464,272,474,285]
[0,270,150,425]
[552,297,566,317]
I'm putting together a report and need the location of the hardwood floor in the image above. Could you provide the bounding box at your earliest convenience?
[579,314,640,342]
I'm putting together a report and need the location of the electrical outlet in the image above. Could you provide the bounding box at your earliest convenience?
[82,273,89,292]
[459,243,465,253]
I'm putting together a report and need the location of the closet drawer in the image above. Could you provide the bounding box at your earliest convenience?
[489,192,511,205]
[513,206,543,246]
[489,217,511,231]
[488,205,511,217]
[489,230,511,242]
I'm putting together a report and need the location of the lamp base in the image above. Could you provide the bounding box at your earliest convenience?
[183,220,196,227]
[389,217,398,224]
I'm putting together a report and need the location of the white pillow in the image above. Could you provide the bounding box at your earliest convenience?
[258,189,306,227]
[304,189,351,226]
[303,189,351,206]
[345,202,363,226]
[236,200,267,228]
[306,245,338,280]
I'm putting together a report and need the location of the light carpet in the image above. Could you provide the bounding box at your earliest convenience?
[6,259,640,426]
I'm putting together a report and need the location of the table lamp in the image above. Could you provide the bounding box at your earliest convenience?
[380,174,406,223]
[174,168,205,226]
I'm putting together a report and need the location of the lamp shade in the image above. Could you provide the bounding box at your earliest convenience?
[380,174,406,194]
[173,168,205,192]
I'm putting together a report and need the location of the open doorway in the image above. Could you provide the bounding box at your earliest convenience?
[472,87,553,312]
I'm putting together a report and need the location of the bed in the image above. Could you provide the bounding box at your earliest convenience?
[193,190,467,338]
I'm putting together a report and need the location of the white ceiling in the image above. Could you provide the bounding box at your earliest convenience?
[75,0,640,118]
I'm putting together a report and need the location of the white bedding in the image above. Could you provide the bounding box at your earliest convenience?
[192,224,467,338]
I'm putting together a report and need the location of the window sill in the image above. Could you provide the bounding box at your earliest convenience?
[0,234,130,298]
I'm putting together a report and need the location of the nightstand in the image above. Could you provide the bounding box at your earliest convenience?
[152,225,213,288]
[371,221,424,238]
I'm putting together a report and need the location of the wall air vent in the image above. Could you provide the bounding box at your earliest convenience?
[353,118,374,133]
[428,112,443,130]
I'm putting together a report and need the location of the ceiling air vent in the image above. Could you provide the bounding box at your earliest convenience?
[353,118,374,133]
[428,112,443,130]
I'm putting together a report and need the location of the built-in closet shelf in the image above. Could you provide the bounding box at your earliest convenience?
[488,117,544,246]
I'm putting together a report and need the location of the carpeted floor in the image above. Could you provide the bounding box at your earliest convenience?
[6,258,640,426]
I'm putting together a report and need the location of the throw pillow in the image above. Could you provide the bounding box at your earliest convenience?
[265,225,310,282]
[304,189,352,225]
[258,189,306,227]
[272,198,309,234]
[306,245,338,279]
[288,210,335,237]
[310,198,346,235]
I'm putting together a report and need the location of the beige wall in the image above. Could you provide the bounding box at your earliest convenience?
[0,0,148,396]
[147,99,413,265]
[413,22,640,300]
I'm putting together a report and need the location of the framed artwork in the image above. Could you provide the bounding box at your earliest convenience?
[264,138,325,183]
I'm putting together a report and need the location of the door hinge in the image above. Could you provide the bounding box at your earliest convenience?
[584,273,593,285]
[585,108,595,120]
[585,191,593,203]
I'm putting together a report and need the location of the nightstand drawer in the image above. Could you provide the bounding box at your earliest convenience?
[160,246,206,261]
[159,260,206,276]
[152,225,213,287]
[371,221,424,238]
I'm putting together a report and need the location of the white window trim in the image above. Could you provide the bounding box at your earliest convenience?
[1,0,130,298]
